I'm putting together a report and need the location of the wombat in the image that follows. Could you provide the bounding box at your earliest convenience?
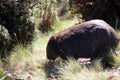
[46,19,120,60]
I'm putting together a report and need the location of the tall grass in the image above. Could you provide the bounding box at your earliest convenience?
[56,58,120,80]
[1,19,120,80]
[0,60,5,79]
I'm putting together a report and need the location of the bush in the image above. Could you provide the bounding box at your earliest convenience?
[70,0,120,29]
[0,0,35,45]
[0,25,12,58]
[33,0,71,33]
[34,0,58,33]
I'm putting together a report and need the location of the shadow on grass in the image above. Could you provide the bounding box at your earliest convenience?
[43,59,63,80]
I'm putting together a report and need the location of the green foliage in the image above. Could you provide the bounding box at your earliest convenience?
[52,18,79,33]
[0,59,4,79]
[106,53,120,67]
[102,51,120,67]
[69,0,94,20]
[0,68,4,78]
[70,0,120,29]
[32,0,58,32]
[32,0,71,33]
[0,25,12,58]
[0,0,35,45]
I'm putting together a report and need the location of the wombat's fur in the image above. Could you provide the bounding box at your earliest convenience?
[46,19,120,60]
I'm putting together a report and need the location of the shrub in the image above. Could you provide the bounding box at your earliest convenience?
[33,0,71,33]
[35,0,58,33]
[0,25,12,58]
[0,0,35,45]
[70,0,120,29]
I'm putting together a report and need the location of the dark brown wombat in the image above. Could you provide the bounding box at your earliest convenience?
[46,19,120,60]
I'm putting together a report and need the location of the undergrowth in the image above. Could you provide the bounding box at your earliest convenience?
[0,19,120,80]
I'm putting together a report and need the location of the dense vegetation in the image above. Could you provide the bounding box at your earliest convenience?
[0,0,120,80]
[70,0,120,29]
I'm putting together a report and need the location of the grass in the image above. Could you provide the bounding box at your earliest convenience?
[1,18,120,80]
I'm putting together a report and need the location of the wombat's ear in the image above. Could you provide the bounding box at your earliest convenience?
[51,35,57,40]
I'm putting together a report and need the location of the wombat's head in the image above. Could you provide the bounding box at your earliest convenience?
[46,36,59,60]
